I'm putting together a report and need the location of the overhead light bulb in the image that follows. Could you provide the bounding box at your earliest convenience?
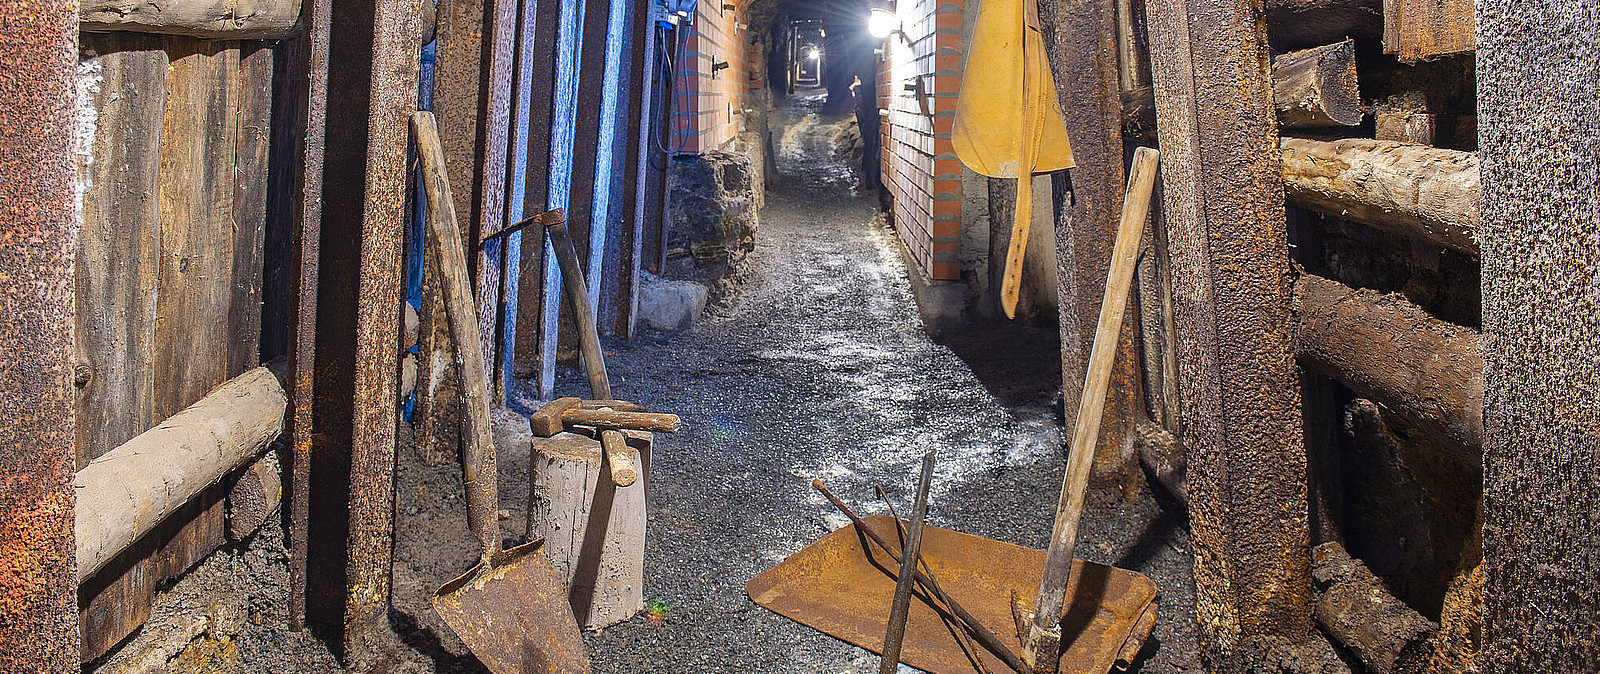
[867,8,897,39]
[808,46,821,60]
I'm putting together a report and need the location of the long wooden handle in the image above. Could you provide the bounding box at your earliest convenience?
[999,169,1034,319]
[1025,146,1160,671]
[599,430,640,488]
[564,408,681,434]
[545,218,612,401]
[414,111,501,564]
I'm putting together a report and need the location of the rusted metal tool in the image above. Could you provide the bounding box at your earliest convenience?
[881,453,938,673]
[749,476,1158,674]
[877,486,993,674]
[528,396,681,438]
[415,111,589,674]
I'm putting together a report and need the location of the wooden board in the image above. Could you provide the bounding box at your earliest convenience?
[1383,0,1474,64]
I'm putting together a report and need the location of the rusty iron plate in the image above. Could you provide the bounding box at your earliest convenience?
[747,516,1158,674]
[433,539,590,674]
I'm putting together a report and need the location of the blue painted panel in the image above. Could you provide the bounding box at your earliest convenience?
[537,0,587,399]
[501,0,542,400]
[586,0,629,308]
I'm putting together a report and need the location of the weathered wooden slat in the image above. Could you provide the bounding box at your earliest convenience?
[510,0,565,379]
[1040,0,1146,486]
[1273,40,1362,128]
[1281,137,1479,254]
[1382,0,1473,64]
[0,0,81,665]
[79,0,301,39]
[1144,0,1317,666]
[304,0,421,659]
[74,34,166,468]
[1478,4,1600,670]
[614,7,657,338]
[228,43,273,378]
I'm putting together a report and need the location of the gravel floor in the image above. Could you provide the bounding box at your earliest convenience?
[91,98,1200,674]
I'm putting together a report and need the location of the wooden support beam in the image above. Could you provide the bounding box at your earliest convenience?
[79,0,301,38]
[1265,0,1382,49]
[1040,0,1146,485]
[1281,137,1479,254]
[1313,542,1438,674]
[1123,42,1363,137]
[1143,0,1319,666]
[1382,0,1473,64]
[510,0,566,381]
[0,0,80,667]
[1273,40,1362,128]
[1293,274,1483,458]
[74,368,285,583]
[303,0,422,660]
[1478,5,1600,670]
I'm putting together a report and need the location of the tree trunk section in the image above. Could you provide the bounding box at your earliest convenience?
[1040,0,1145,487]
[1265,0,1382,49]
[527,430,651,630]
[1477,3,1600,670]
[79,0,301,38]
[1293,274,1483,458]
[1281,137,1479,254]
[1312,542,1437,674]
[1273,40,1363,128]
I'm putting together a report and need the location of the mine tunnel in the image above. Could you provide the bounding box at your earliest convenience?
[2,0,1597,672]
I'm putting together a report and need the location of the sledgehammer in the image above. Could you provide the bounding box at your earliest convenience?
[528,397,681,437]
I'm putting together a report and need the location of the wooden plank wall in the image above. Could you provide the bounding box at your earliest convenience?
[73,33,273,662]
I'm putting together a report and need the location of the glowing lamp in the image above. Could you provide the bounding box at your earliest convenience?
[867,8,898,39]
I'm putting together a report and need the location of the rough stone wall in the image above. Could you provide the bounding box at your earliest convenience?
[666,135,764,297]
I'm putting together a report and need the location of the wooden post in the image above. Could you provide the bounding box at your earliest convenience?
[1478,3,1600,670]
[510,0,565,380]
[1280,137,1479,254]
[78,0,302,38]
[1039,0,1146,487]
[303,0,422,661]
[1382,0,1473,64]
[1143,0,1318,667]
[0,0,79,666]
[1272,40,1362,128]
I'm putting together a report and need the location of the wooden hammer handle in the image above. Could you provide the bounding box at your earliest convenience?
[564,408,680,434]
[599,430,639,487]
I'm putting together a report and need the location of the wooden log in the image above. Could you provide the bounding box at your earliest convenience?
[0,0,81,663]
[1123,43,1364,136]
[1293,274,1483,457]
[1144,0,1319,664]
[79,0,301,39]
[1312,542,1437,674]
[1134,420,1187,507]
[1040,0,1147,486]
[1281,137,1480,254]
[1273,40,1362,128]
[75,367,286,582]
[1265,0,1382,49]
[1479,5,1600,670]
[227,450,282,543]
[1382,0,1473,64]
[527,429,651,630]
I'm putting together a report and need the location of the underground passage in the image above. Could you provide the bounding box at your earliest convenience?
[2,0,1597,672]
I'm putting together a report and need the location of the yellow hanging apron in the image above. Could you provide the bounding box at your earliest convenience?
[953,0,1075,318]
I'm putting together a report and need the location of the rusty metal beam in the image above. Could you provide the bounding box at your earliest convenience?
[282,0,332,632]
[299,0,422,661]
[1143,0,1318,667]
[0,0,80,669]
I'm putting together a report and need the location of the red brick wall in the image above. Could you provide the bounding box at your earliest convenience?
[671,0,753,153]
[879,0,964,281]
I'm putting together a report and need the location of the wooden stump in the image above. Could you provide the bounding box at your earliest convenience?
[527,429,651,629]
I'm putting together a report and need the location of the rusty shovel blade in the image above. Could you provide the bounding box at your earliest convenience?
[432,538,590,674]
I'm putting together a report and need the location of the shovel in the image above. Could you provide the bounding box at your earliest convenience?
[413,111,590,674]
[952,0,1076,319]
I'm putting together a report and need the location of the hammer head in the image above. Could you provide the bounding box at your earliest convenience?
[529,397,583,437]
